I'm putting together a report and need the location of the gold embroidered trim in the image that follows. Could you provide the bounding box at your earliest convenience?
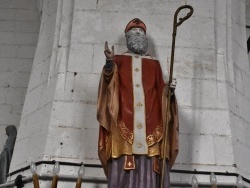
[147,125,163,146]
[124,155,135,170]
[99,140,104,150]
[99,133,109,151]
[117,121,134,144]
[117,122,163,146]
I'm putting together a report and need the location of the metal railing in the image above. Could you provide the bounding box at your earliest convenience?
[1,161,248,187]
[0,174,246,187]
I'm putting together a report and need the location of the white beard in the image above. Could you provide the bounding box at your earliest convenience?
[126,32,148,55]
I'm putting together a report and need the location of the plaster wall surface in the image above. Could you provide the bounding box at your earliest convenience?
[5,0,250,187]
[231,0,250,178]
[0,0,40,151]
[10,0,60,171]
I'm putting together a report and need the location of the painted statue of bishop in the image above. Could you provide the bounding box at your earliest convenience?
[97,18,179,188]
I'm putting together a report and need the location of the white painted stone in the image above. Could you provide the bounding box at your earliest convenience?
[168,47,217,80]
[72,11,214,51]
[235,91,244,119]
[0,31,15,44]
[19,103,51,140]
[0,44,19,58]
[5,87,26,105]
[247,3,250,18]
[244,121,250,148]
[71,10,170,46]
[50,101,85,129]
[230,112,246,144]
[233,140,250,175]
[35,0,43,16]
[231,0,246,25]
[234,64,244,94]
[181,0,215,19]
[189,134,216,165]
[215,24,228,53]
[82,104,99,129]
[10,132,48,172]
[175,133,189,164]
[75,0,96,10]
[0,87,7,103]
[95,0,185,16]
[33,37,53,67]
[232,22,248,50]
[0,20,16,32]
[242,72,250,100]
[28,58,50,90]
[0,58,33,72]
[176,133,216,165]
[44,126,84,162]
[57,1,74,48]
[0,125,7,151]
[214,0,228,24]
[39,76,57,107]
[0,104,12,124]
[68,43,93,73]
[13,116,27,140]
[0,8,16,20]
[15,9,39,21]
[214,135,234,165]
[232,41,249,72]
[0,71,30,87]
[9,72,31,88]
[73,73,100,102]
[0,0,40,178]
[84,128,99,161]
[53,72,74,101]
[241,96,250,123]
[216,52,227,81]
[22,84,43,116]
[165,16,214,50]
[0,0,36,9]
[14,33,39,45]
[179,107,231,136]
[15,21,40,33]
[11,104,23,116]
[17,45,37,58]
[176,78,228,109]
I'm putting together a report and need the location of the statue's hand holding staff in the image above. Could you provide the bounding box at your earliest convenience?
[170,78,177,92]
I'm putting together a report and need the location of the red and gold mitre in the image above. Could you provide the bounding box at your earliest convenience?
[124,18,147,34]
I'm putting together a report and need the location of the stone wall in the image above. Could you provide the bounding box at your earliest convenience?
[231,0,250,179]
[0,0,40,151]
[4,0,250,187]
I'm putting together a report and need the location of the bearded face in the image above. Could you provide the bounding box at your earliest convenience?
[126,28,148,55]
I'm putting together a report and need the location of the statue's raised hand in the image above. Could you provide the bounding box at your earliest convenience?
[104,41,114,60]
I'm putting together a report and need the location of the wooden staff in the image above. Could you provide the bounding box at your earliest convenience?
[160,5,193,188]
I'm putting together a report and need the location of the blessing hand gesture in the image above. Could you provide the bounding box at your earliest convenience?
[104,41,114,60]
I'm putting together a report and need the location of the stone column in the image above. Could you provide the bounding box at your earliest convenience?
[9,0,99,187]
[0,0,40,150]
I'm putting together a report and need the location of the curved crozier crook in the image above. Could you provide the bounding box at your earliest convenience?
[174,5,194,27]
